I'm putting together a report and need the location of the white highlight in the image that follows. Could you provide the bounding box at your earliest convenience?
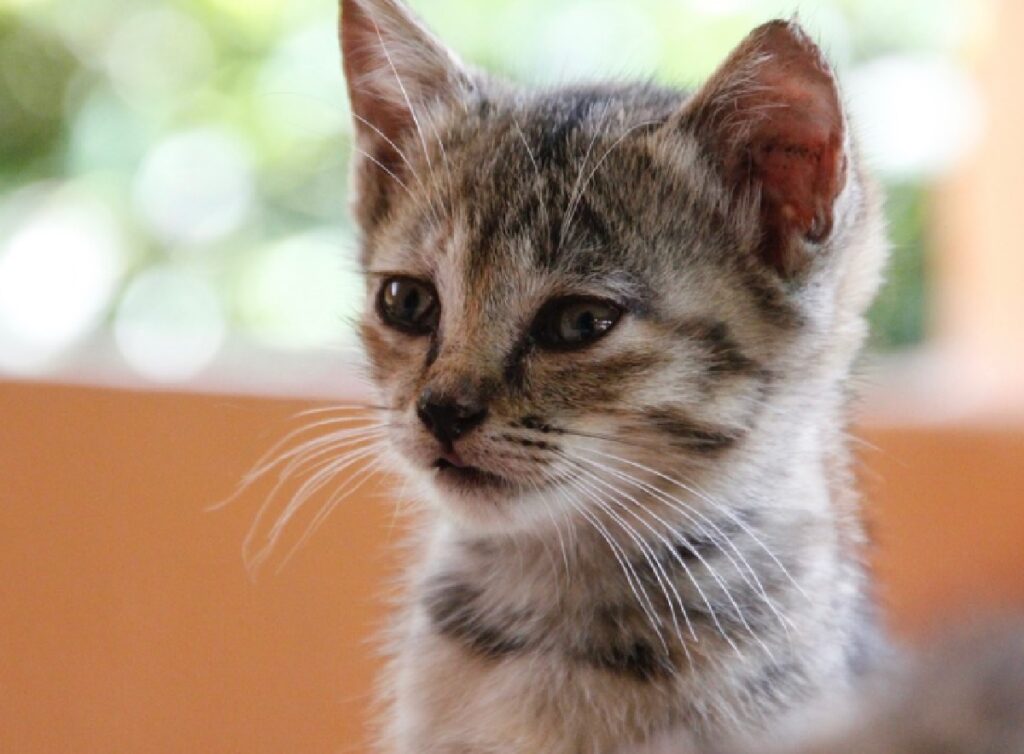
[104,7,214,111]
[236,231,360,351]
[113,265,226,382]
[0,189,122,373]
[848,53,983,179]
[133,128,254,247]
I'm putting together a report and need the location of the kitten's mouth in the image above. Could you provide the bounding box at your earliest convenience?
[431,456,511,490]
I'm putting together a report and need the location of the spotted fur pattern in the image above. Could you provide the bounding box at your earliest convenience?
[339,1,888,752]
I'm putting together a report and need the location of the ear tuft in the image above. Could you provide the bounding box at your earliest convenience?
[681,20,847,278]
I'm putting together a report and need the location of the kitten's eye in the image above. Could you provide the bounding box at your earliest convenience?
[533,296,622,350]
[377,276,439,335]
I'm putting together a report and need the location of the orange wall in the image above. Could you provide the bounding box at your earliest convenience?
[2,380,1024,753]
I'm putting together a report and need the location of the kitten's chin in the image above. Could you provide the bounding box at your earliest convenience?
[431,457,515,494]
[409,465,562,534]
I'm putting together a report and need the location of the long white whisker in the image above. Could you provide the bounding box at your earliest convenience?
[510,115,551,219]
[581,462,776,662]
[370,19,433,175]
[368,15,447,228]
[511,116,541,182]
[545,467,668,653]
[209,419,383,513]
[354,147,414,199]
[571,450,795,639]
[582,446,810,603]
[563,118,661,247]
[258,428,388,517]
[292,403,390,418]
[247,423,386,485]
[351,112,425,191]
[275,451,386,573]
[244,442,382,574]
[558,124,602,252]
[265,443,381,543]
[527,471,572,589]
[555,471,674,654]
[568,465,712,645]
[568,471,694,660]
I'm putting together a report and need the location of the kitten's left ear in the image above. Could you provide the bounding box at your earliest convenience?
[677,21,847,279]
[340,0,471,223]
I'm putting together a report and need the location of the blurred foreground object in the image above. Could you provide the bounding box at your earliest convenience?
[764,620,1024,754]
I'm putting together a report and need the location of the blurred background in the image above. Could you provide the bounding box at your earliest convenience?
[0,0,1004,389]
[2,0,1023,752]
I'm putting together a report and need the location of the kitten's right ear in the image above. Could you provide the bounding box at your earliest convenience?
[340,0,471,223]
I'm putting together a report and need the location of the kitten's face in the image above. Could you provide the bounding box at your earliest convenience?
[342,0,882,531]
[360,99,777,530]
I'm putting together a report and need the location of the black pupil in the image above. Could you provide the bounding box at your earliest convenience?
[573,310,596,339]
[397,284,421,321]
[381,278,435,333]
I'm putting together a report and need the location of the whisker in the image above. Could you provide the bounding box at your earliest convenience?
[543,466,669,654]
[244,441,384,575]
[582,446,810,603]
[563,118,662,246]
[293,402,392,418]
[209,417,384,513]
[368,15,447,228]
[568,470,694,657]
[526,471,572,589]
[571,450,796,639]
[558,123,602,253]
[510,115,551,231]
[263,441,382,543]
[351,112,426,192]
[275,451,386,573]
[569,461,745,656]
[602,472,774,662]
[257,428,388,516]
[246,423,386,485]
[354,146,414,199]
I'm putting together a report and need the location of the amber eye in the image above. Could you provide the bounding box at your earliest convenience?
[377,276,439,335]
[532,296,622,350]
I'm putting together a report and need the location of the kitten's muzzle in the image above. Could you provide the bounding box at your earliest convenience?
[416,389,488,447]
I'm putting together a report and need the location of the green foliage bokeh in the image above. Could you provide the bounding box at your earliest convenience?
[0,0,969,365]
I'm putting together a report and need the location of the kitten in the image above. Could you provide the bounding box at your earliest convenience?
[339,0,887,751]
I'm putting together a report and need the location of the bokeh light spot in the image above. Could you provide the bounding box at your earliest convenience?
[848,54,983,179]
[114,265,227,382]
[236,232,360,351]
[0,188,123,373]
[133,128,255,248]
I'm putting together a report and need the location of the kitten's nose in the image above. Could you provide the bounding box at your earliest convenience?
[416,389,488,446]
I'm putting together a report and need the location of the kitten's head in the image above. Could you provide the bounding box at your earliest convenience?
[341,0,886,532]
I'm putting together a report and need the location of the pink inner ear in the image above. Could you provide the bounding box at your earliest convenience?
[688,21,847,277]
[742,79,847,275]
[341,0,412,176]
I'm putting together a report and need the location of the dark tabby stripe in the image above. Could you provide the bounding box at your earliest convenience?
[500,433,555,451]
[502,335,534,390]
[427,577,680,683]
[643,408,742,453]
[671,318,760,377]
[425,581,530,659]
[734,261,804,330]
[572,638,675,683]
[534,90,602,167]
[424,336,440,368]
